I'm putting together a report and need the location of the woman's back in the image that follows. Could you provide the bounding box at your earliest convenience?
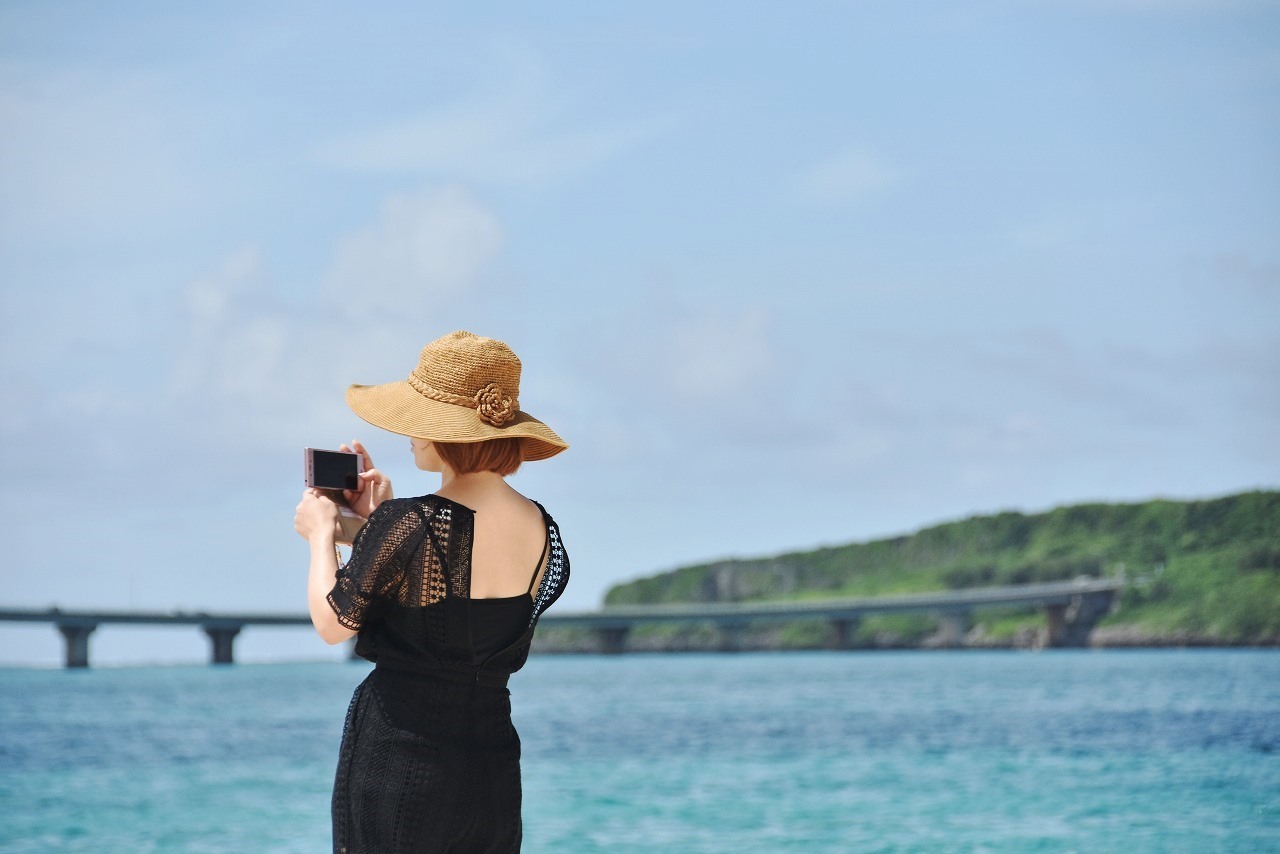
[437,479,550,600]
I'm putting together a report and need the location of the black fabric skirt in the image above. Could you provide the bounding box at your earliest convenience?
[333,668,523,853]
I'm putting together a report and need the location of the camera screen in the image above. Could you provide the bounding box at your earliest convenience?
[310,450,359,490]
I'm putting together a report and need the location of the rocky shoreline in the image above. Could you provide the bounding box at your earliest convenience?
[530,623,1280,654]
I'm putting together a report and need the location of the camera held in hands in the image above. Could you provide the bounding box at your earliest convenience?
[304,448,367,543]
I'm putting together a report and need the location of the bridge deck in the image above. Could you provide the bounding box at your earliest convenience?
[0,609,310,627]
[0,578,1124,628]
[0,578,1127,665]
[539,578,1125,627]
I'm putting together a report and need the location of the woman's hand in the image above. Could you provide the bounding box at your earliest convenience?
[294,488,340,543]
[340,439,393,518]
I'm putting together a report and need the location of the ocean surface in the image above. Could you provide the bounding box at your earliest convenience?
[1,650,1277,853]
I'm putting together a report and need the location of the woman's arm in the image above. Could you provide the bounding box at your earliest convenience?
[296,490,358,645]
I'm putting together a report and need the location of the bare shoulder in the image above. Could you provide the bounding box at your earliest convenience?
[436,483,544,533]
[442,482,549,596]
[487,488,546,533]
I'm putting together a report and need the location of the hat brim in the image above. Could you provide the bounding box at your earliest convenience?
[346,381,568,462]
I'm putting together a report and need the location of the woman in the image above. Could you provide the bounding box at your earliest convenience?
[293,330,570,853]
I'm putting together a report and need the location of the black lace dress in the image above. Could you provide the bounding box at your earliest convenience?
[326,494,569,854]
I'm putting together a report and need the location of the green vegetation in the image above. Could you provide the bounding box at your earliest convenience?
[602,490,1280,645]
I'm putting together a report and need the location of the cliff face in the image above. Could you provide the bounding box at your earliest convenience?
[592,490,1280,647]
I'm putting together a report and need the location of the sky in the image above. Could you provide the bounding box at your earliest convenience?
[1,0,1277,666]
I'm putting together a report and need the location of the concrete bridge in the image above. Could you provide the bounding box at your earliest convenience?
[0,578,1123,667]
[537,578,1125,653]
[0,608,310,668]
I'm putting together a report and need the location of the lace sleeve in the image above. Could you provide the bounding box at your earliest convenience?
[530,512,570,624]
[327,499,424,630]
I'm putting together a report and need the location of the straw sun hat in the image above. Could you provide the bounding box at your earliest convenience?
[345,331,568,462]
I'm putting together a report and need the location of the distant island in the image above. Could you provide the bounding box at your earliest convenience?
[533,489,1280,652]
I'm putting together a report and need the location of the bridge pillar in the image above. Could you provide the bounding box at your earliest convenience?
[57,622,97,669]
[202,624,243,664]
[828,617,861,650]
[718,622,749,653]
[934,611,970,648]
[596,626,630,655]
[1043,591,1115,647]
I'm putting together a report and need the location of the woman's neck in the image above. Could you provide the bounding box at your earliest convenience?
[437,469,507,497]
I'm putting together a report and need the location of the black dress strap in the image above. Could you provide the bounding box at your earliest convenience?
[526,512,552,595]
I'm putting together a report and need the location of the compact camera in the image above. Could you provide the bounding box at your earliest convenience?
[303,448,367,543]
[304,447,364,491]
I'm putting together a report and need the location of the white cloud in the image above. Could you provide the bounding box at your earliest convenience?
[162,185,506,448]
[311,50,658,188]
[1208,252,1280,298]
[165,246,337,447]
[170,247,265,397]
[1006,213,1084,251]
[951,411,1053,457]
[324,186,503,312]
[790,146,900,206]
[216,315,290,399]
[315,106,649,188]
[667,308,777,401]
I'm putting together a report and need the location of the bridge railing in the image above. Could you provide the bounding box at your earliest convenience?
[538,578,1127,652]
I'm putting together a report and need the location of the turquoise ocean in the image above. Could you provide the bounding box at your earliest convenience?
[1,650,1277,853]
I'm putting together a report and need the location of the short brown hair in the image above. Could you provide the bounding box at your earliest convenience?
[433,438,523,476]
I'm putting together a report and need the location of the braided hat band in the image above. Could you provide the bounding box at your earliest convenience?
[345,331,567,461]
[405,332,521,427]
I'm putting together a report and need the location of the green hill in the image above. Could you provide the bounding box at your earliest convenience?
[599,490,1280,648]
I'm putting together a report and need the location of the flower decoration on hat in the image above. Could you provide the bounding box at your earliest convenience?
[474,382,517,427]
